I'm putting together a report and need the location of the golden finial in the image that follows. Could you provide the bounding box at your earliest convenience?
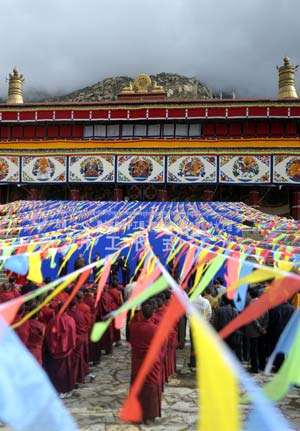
[7,67,24,104]
[277,56,298,99]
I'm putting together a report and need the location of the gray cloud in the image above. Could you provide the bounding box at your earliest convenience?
[1,0,300,99]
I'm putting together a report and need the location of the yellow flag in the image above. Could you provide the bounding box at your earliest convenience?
[58,243,78,275]
[277,260,294,272]
[27,252,43,284]
[189,314,240,431]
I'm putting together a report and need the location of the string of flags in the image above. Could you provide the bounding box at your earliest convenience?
[0,199,300,430]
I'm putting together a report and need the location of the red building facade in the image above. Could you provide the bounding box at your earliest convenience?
[1,70,300,218]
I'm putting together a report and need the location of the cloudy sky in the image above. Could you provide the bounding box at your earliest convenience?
[1,0,300,99]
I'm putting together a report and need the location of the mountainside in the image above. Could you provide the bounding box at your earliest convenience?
[50,73,213,103]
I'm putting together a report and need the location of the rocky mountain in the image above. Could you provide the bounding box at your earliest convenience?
[49,73,213,103]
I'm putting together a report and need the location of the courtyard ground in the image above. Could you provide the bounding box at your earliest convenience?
[1,341,300,430]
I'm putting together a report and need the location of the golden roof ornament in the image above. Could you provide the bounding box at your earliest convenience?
[152,80,164,93]
[120,81,134,94]
[133,74,152,93]
[119,74,166,99]
[277,56,298,99]
[7,67,24,104]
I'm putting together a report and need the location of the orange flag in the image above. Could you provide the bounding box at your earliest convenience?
[220,276,300,340]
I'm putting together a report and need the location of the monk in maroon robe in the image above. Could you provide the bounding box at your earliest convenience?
[0,282,17,303]
[45,309,76,395]
[51,290,69,310]
[161,290,178,378]
[76,291,92,365]
[108,281,123,344]
[27,316,45,366]
[98,287,114,355]
[152,295,168,389]
[39,304,54,324]
[13,306,30,346]
[76,291,92,332]
[67,298,89,383]
[7,276,21,298]
[130,302,162,423]
[84,288,101,365]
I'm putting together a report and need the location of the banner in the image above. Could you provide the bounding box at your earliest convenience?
[117,155,165,183]
[167,155,217,183]
[219,155,271,184]
[0,156,19,182]
[68,155,115,182]
[273,155,300,183]
[22,156,66,183]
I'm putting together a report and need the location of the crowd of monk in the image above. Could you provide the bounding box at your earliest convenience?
[0,258,179,425]
[1,255,299,425]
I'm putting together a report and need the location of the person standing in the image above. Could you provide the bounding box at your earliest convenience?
[67,298,89,384]
[108,280,123,346]
[129,302,162,425]
[58,255,69,277]
[27,308,45,366]
[93,253,102,281]
[118,255,130,287]
[245,288,269,373]
[213,296,242,360]
[45,305,77,398]
[0,282,16,303]
[268,300,294,372]
[189,294,212,368]
[74,253,86,271]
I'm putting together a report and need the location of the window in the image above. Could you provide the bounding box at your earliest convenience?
[189,124,201,137]
[122,124,134,137]
[148,124,161,137]
[175,124,188,137]
[163,123,175,137]
[107,124,120,137]
[84,125,93,138]
[134,124,147,137]
[94,125,106,137]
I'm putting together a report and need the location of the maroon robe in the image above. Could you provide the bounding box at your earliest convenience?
[11,289,21,298]
[84,293,101,364]
[98,290,114,354]
[0,290,16,303]
[39,305,54,324]
[9,272,27,286]
[67,306,89,383]
[130,318,162,420]
[51,291,69,310]
[45,314,76,393]
[108,288,122,343]
[76,300,92,332]
[153,306,168,388]
[27,319,45,365]
[14,315,30,346]
[167,326,178,377]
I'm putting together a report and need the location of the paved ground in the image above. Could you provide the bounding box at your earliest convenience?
[63,342,300,431]
[1,342,300,430]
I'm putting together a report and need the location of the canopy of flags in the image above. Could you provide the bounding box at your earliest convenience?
[0,199,300,431]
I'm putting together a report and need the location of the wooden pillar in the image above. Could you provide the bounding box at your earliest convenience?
[203,189,214,202]
[249,189,260,208]
[292,188,300,220]
[114,187,123,202]
[70,188,80,200]
[158,189,168,202]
